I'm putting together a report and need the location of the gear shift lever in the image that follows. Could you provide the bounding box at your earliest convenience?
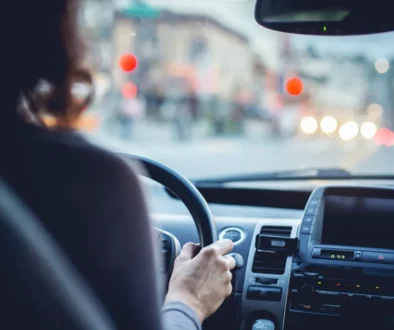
[252,319,275,330]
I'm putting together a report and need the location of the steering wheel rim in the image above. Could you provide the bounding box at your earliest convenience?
[121,154,217,247]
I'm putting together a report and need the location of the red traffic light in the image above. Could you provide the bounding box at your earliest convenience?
[286,77,303,96]
[119,54,138,72]
[122,82,137,99]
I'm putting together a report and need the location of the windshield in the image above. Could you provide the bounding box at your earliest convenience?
[77,0,394,179]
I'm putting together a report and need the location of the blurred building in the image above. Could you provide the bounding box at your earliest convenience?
[79,0,279,134]
[82,0,115,76]
[298,50,370,116]
[111,5,255,101]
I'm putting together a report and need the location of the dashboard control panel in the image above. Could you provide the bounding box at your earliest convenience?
[311,248,394,264]
[286,268,394,329]
[285,185,394,329]
[240,186,394,329]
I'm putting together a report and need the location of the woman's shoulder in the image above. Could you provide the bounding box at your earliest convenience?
[23,126,145,185]
[64,134,145,183]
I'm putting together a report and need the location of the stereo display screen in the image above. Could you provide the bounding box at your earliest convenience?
[322,195,394,250]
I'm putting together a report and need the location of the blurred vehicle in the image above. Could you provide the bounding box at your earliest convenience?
[245,104,272,122]
[298,112,380,142]
[268,91,306,138]
[295,55,383,142]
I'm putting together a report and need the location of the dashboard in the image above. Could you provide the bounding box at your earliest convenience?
[148,180,394,330]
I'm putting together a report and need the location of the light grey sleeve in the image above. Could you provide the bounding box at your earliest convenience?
[162,301,202,330]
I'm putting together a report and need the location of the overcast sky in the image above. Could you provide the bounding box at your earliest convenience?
[292,32,394,59]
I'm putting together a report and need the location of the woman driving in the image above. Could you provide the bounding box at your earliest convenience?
[0,0,235,329]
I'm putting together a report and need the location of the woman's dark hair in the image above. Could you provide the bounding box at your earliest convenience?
[1,0,93,127]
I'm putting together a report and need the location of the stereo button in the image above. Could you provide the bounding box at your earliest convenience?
[300,225,312,234]
[304,272,319,277]
[354,251,362,261]
[319,304,340,315]
[305,207,316,215]
[308,200,319,206]
[303,216,313,224]
[362,252,394,264]
[293,303,317,312]
[301,284,315,294]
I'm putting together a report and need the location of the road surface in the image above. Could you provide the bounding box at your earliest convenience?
[85,124,394,179]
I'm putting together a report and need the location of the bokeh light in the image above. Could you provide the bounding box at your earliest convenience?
[360,122,377,139]
[286,77,303,96]
[374,128,394,146]
[119,54,138,72]
[300,116,317,134]
[339,121,359,141]
[320,116,338,134]
[122,82,137,99]
[375,58,389,74]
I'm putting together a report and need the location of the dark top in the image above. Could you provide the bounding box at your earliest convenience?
[0,120,201,330]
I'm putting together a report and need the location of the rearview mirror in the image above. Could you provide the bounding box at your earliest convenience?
[255,0,394,35]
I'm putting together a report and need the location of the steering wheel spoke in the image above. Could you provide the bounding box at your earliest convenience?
[153,227,181,276]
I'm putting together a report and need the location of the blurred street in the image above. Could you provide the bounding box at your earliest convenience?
[76,0,394,180]
[85,121,391,179]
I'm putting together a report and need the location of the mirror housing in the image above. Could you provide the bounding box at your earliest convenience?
[255,0,394,36]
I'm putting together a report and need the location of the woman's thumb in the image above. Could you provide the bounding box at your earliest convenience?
[177,242,200,261]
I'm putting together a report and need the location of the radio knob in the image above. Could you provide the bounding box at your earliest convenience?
[301,284,315,293]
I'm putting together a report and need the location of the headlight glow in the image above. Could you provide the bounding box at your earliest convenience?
[360,122,377,139]
[339,121,359,141]
[300,116,318,134]
[320,116,338,134]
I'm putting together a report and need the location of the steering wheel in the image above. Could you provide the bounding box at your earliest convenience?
[122,154,244,278]
[133,154,217,244]
[120,154,217,273]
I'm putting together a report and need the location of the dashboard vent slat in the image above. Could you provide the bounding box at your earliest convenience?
[260,226,292,237]
[252,226,292,275]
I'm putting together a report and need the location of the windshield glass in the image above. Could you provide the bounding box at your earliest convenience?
[78,0,394,179]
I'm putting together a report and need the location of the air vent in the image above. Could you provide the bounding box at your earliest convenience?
[252,251,287,274]
[252,226,292,275]
[260,226,292,237]
[161,233,173,274]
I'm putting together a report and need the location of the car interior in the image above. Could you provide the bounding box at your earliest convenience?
[3,0,394,329]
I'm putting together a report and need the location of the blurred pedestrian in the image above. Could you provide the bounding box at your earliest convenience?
[173,97,193,141]
[119,83,146,140]
[230,87,246,135]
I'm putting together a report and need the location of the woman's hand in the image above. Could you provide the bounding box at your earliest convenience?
[165,240,236,323]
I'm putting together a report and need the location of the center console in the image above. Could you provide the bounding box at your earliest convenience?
[241,185,394,330]
[285,186,394,330]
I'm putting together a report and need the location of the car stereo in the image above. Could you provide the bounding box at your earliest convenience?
[285,186,394,329]
[298,186,394,261]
